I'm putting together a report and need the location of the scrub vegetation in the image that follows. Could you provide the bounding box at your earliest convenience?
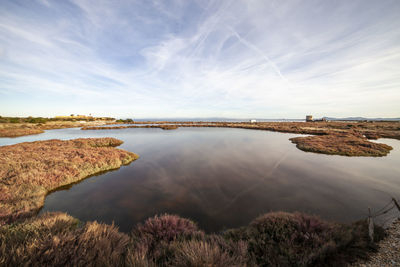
[0,212,384,266]
[290,131,392,156]
[0,138,139,224]
[0,128,44,138]
[0,117,114,138]
[82,124,179,130]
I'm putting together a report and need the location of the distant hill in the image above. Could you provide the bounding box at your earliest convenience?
[323,117,400,122]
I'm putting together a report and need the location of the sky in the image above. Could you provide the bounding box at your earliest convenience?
[0,0,399,119]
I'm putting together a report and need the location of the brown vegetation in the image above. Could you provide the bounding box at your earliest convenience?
[0,138,139,224]
[0,128,44,137]
[0,212,384,266]
[0,121,112,138]
[83,121,400,157]
[290,132,393,157]
[0,212,129,266]
[160,125,178,130]
[82,124,179,130]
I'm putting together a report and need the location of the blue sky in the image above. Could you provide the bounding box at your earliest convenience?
[0,0,399,119]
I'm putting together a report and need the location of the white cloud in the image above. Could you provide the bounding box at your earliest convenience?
[0,0,399,118]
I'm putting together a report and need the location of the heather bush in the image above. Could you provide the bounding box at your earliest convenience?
[0,212,130,266]
[0,211,384,266]
[131,214,204,264]
[223,212,383,267]
[171,239,245,267]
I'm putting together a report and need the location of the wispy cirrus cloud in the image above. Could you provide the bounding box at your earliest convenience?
[0,0,399,118]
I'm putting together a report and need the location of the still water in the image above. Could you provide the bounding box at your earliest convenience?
[1,127,400,232]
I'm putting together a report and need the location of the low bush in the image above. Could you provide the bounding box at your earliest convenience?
[0,212,130,266]
[0,212,384,266]
[224,212,384,266]
[131,214,204,264]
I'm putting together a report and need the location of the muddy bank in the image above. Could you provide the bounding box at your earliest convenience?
[0,138,139,224]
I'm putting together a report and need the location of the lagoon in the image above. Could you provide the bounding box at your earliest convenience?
[1,127,399,232]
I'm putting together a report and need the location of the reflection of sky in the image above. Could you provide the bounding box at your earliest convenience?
[1,1,400,118]
[3,127,397,232]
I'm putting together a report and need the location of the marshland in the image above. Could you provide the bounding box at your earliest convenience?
[2,0,400,265]
[1,119,400,265]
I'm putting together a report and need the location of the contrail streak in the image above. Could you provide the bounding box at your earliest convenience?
[211,150,289,216]
[228,27,289,85]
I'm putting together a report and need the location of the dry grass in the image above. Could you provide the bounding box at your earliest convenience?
[160,125,178,130]
[0,212,384,266]
[82,125,179,130]
[0,212,130,266]
[0,121,111,138]
[290,132,393,157]
[0,128,44,137]
[0,138,139,224]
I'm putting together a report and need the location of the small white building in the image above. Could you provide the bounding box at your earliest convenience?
[250,119,257,123]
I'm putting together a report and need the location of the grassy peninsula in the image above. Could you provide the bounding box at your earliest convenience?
[0,116,114,138]
[0,138,139,224]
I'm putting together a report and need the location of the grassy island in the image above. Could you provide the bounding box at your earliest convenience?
[290,132,393,156]
[0,138,139,224]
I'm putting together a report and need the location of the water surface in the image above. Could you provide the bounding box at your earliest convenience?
[1,127,399,232]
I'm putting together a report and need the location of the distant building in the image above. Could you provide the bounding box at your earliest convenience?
[306,115,313,122]
[250,119,257,123]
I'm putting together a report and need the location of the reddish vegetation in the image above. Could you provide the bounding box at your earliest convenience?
[0,128,44,137]
[83,121,400,157]
[0,138,139,224]
[0,212,384,266]
[82,124,179,130]
[0,121,110,138]
[160,125,178,130]
[0,212,130,266]
[290,132,393,156]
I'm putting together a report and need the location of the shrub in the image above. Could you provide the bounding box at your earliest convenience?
[225,212,384,267]
[0,212,130,266]
[171,239,244,267]
[131,214,204,264]
[9,117,21,123]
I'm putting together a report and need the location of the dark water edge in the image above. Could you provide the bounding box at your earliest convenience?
[1,127,399,233]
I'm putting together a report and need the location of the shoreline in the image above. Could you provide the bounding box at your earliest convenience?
[0,120,112,138]
[353,219,400,266]
[0,128,397,265]
[0,137,139,224]
[82,121,399,157]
